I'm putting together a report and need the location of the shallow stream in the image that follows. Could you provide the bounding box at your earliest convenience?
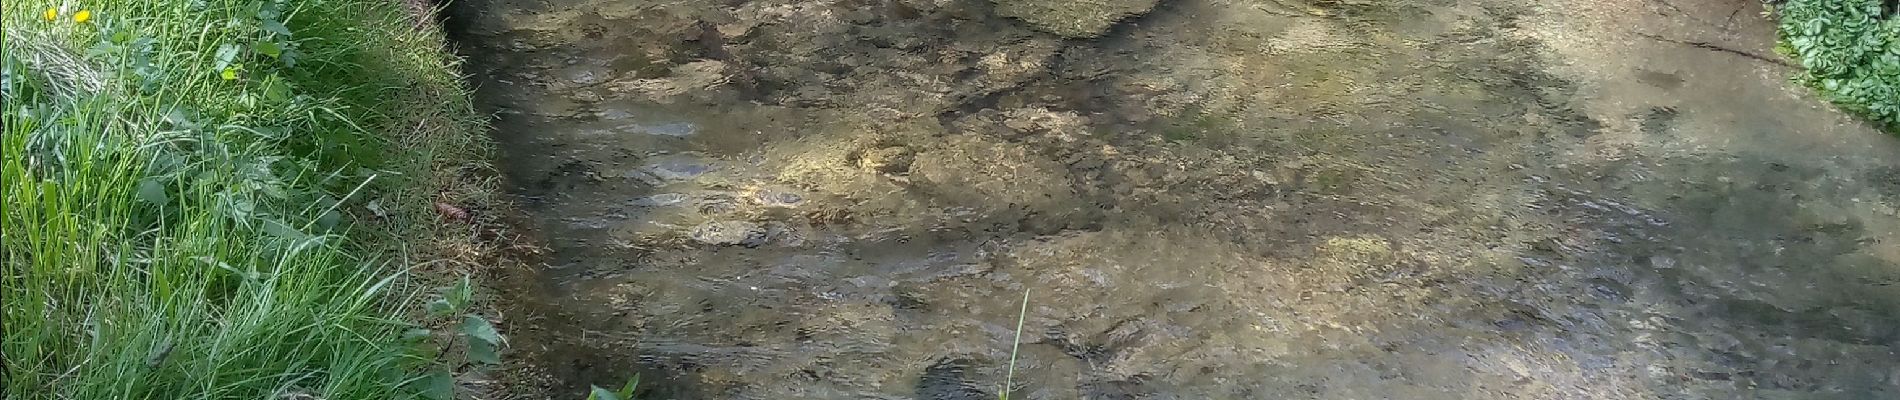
[445,0,1900,398]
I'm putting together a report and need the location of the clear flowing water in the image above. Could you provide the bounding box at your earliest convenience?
[445,0,1900,398]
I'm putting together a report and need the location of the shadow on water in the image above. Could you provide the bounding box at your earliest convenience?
[444,0,1900,398]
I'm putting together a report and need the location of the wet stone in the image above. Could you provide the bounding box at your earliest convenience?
[688,221,770,247]
[760,221,806,247]
[915,358,990,400]
[752,189,805,207]
[695,194,742,215]
[1868,166,1900,198]
[859,146,915,174]
[631,193,690,207]
[564,65,606,85]
[596,108,635,120]
[617,122,698,137]
[644,156,715,181]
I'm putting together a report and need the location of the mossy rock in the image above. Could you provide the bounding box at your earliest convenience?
[992,0,1161,38]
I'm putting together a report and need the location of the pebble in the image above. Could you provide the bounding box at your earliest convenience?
[632,193,690,207]
[753,190,805,207]
[638,122,698,137]
[566,67,604,85]
[645,156,714,181]
[597,108,635,120]
[1648,255,1676,269]
[859,146,914,174]
[689,221,769,247]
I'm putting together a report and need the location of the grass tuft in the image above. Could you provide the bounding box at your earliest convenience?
[2,0,493,398]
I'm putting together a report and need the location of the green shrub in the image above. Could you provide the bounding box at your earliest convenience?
[1777,0,1900,133]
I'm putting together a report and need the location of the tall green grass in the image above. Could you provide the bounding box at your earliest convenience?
[3,0,486,398]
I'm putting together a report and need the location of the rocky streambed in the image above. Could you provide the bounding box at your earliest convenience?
[446,0,1900,398]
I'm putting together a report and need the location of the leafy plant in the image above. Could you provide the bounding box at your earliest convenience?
[586,375,642,400]
[414,276,508,400]
[1776,0,1900,133]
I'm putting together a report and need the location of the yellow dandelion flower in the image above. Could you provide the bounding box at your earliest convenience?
[74,10,92,23]
[43,8,58,22]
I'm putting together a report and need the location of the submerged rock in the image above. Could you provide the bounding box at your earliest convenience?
[991,0,1159,38]
[644,156,715,181]
[689,221,769,247]
[636,122,698,137]
[858,146,915,175]
[751,188,806,207]
[631,193,691,207]
[612,121,698,137]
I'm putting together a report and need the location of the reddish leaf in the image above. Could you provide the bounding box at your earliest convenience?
[434,202,469,221]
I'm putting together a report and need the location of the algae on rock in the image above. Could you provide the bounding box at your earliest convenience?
[991,0,1160,38]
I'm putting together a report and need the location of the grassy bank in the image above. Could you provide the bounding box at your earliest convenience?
[2,0,498,398]
[1775,0,1899,133]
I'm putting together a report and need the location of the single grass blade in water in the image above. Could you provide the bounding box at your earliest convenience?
[1002,289,1029,400]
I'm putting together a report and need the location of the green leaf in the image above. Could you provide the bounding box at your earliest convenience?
[239,1,264,21]
[619,374,641,398]
[251,126,289,139]
[136,178,169,205]
[254,179,287,200]
[447,276,474,309]
[221,191,256,218]
[315,209,342,231]
[279,48,301,68]
[261,19,292,37]
[1777,0,1900,134]
[459,314,503,345]
[403,328,433,342]
[213,43,240,70]
[263,77,291,102]
[162,109,194,129]
[421,368,454,400]
[467,338,501,365]
[261,218,309,240]
[427,299,455,317]
[86,41,119,58]
[254,41,283,59]
[256,2,280,20]
[221,67,239,81]
[587,386,623,400]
